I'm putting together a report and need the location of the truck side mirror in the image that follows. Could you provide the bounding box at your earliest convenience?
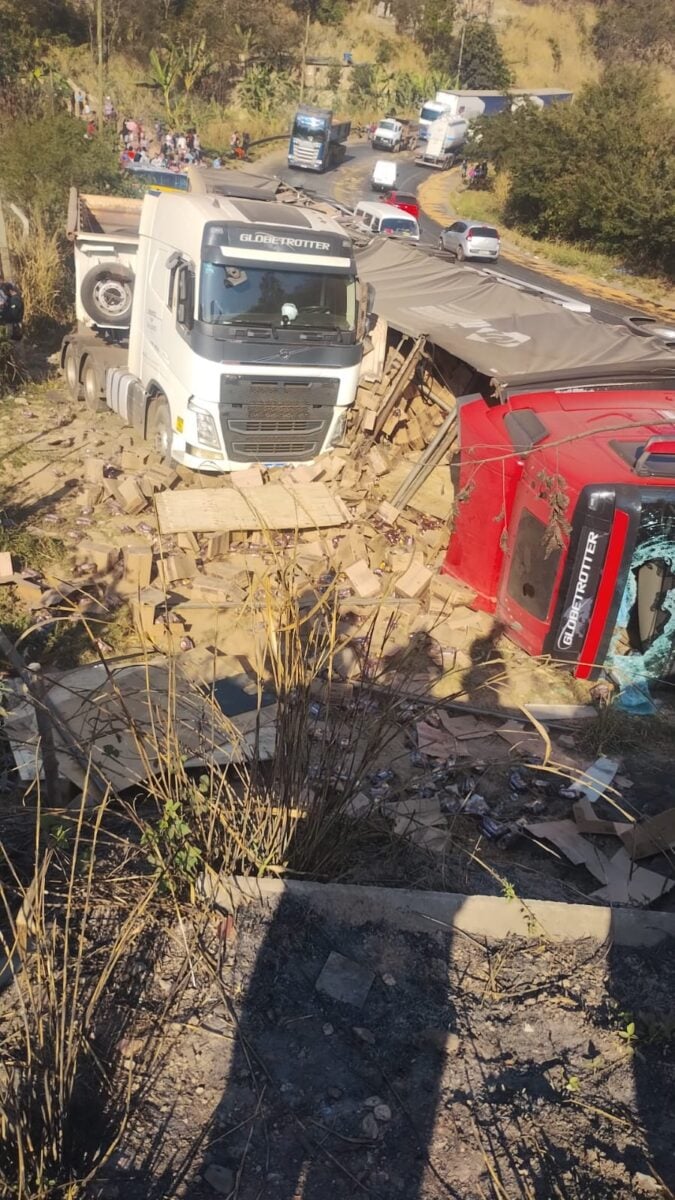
[176,266,194,330]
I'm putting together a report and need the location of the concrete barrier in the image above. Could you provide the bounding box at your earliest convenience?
[201,874,675,948]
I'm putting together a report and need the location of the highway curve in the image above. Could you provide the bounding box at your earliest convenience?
[260,139,664,326]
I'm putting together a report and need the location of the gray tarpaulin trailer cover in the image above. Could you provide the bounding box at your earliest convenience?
[355,239,675,395]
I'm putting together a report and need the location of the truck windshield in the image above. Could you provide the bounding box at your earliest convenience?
[199,263,356,331]
[379,120,398,131]
[420,105,442,122]
[292,118,327,142]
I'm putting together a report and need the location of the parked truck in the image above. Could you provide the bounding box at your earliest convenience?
[60,186,371,472]
[414,113,468,168]
[371,117,418,152]
[418,88,572,138]
[356,236,675,683]
[287,105,351,172]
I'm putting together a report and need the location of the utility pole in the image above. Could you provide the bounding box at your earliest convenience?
[455,19,466,89]
[96,0,104,132]
[299,6,311,104]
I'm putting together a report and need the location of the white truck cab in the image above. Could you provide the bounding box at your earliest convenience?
[62,189,370,471]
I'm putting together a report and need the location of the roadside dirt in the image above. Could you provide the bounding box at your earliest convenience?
[88,894,675,1199]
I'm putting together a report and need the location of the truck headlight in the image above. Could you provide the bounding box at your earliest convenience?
[187,399,220,449]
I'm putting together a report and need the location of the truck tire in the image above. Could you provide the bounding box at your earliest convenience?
[80,265,134,328]
[63,343,83,400]
[146,395,174,464]
[82,358,106,413]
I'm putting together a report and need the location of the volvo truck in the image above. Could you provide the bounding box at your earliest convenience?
[60,187,370,471]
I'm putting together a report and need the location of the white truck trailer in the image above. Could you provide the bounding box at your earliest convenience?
[60,186,371,472]
[414,113,468,168]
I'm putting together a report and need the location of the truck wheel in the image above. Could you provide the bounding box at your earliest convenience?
[147,396,174,464]
[82,358,106,413]
[64,343,83,400]
[80,265,134,328]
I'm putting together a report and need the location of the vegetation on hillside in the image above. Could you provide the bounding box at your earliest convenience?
[475,65,675,277]
[0,0,673,318]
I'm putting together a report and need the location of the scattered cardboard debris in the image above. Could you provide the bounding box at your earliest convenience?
[620,808,675,861]
[573,798,632,838]
[345,559,381,599]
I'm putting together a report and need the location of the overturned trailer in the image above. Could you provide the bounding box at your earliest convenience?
[355,239,675,683]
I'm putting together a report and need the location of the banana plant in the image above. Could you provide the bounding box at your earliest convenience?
[148,43,185,119]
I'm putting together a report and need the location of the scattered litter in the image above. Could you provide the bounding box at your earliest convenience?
[315,952,374,1008]
[575,756,620,803]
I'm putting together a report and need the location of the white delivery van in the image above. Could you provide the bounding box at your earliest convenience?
[371,160,397,192]
[354,201,420,242]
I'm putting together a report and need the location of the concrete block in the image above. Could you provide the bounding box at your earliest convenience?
[0,551,14,582]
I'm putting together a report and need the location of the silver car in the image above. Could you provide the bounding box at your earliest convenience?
[439,220,500,262]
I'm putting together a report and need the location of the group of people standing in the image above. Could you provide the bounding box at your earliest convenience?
[460,159,489,187]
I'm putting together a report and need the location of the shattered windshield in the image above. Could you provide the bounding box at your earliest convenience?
[199,263,356,331]
[607,494,675,682]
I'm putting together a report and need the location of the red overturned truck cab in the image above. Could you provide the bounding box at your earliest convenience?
[356,238,675,683]
[446,384,675,680]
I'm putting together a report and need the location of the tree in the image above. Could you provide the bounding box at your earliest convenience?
[0,113,123,228]
[447,18,512,88]
[593,0,674,66]
[238,64,296,113]
[290,0,349,23]
[479,67,675,276]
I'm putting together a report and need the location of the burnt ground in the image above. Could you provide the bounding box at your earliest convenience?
[90,895,675,1200]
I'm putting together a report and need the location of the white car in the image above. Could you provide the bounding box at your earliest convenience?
[439,220,500,261]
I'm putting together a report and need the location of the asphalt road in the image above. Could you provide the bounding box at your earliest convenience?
[271,140,651,325]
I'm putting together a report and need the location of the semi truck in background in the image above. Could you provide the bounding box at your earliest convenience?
[287,106,351,172]
[371,117,418,152]
[415,112,468,168]
[418,88,573,138]
[60,186,372,471]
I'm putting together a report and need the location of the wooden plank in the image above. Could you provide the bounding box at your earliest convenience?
[155,483,351,535]
[383,461,453,522]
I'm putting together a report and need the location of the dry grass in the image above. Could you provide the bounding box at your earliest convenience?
[0,794,162,1200]
[8,212,67,326]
